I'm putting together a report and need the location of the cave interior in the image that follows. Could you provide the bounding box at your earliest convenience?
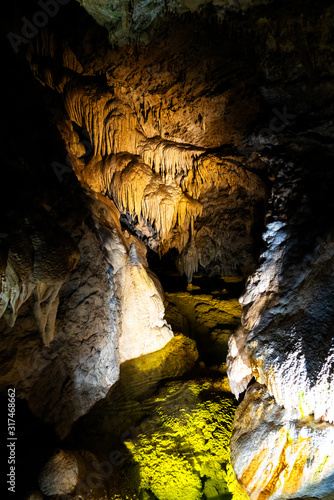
[1,1,334,499]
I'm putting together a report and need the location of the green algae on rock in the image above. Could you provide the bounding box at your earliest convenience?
[124,379,249,500]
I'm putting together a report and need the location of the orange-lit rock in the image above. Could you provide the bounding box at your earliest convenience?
[2,1,334,497]
[26,5,269,281]
[231,384,334,500]
[228,149,334,499]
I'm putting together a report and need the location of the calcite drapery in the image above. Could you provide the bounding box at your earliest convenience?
[0,210,80,346]
[27,27,267,280]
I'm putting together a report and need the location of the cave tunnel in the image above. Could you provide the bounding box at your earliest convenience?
[1,1,334,499]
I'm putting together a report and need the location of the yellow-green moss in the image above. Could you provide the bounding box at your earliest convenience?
[124,381,249,500]
[165,288,242,366]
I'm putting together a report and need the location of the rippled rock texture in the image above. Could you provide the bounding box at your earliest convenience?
[0,187,172,437]
[25,0,273,282]
[227,148,334,498]
[231,384,334,500]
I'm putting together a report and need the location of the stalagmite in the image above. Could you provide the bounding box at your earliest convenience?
[118,244,173,362]
[88,193,174,363]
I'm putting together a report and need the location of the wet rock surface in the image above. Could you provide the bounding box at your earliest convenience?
[231,384,334,500]
[165,275,243,366]
[227,146,334,498]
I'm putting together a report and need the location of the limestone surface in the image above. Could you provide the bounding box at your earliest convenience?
[0,209,80,346]
[0,188,173,437]
[38,449,108,499]
[227,150,334,499]
[228,159,334,423]
[27,13,268,281]
[231,384,334,500]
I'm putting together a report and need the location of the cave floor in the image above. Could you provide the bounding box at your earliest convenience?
[164,274,244,368]
[67,273,245,451]
[61,273,246,500]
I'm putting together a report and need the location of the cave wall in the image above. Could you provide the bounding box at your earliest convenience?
[227,147,334,497]
[0,184,173,437]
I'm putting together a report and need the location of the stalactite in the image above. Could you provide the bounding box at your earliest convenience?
[89,153,202,256]
[0,220,80,346]
[55,73,207,267]
[176,238,200,283]
[140,136,205,181]
[63,80,145,158]
[26,61,265,282]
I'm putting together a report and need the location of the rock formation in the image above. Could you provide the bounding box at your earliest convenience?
[38,449,109,499]
[0,188,173,437]
[231,384,334,500]
[0,209,80,346]
[123,379,246,500]
[26,4,268,281]
[227,147,334,498]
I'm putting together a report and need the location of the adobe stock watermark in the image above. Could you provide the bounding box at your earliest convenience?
[7,0,72,54]
[51,157,73,184]
[7,388,17,494]
[74,426,139,496]
[260,107,297,138]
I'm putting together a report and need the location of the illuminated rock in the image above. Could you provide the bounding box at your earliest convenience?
[1,197,121,437]
[124,378,248,500]
[227,160,334,423]
[0,208,80,346]
[165,281,242,365]
[0,190,173,437]
[3,1,334,498]
[231,384,334,500]
[27,26,266,281]
[118,243,173,362]
[68,334,199,454]
[228,155,334,498]
[89,192,174,363]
